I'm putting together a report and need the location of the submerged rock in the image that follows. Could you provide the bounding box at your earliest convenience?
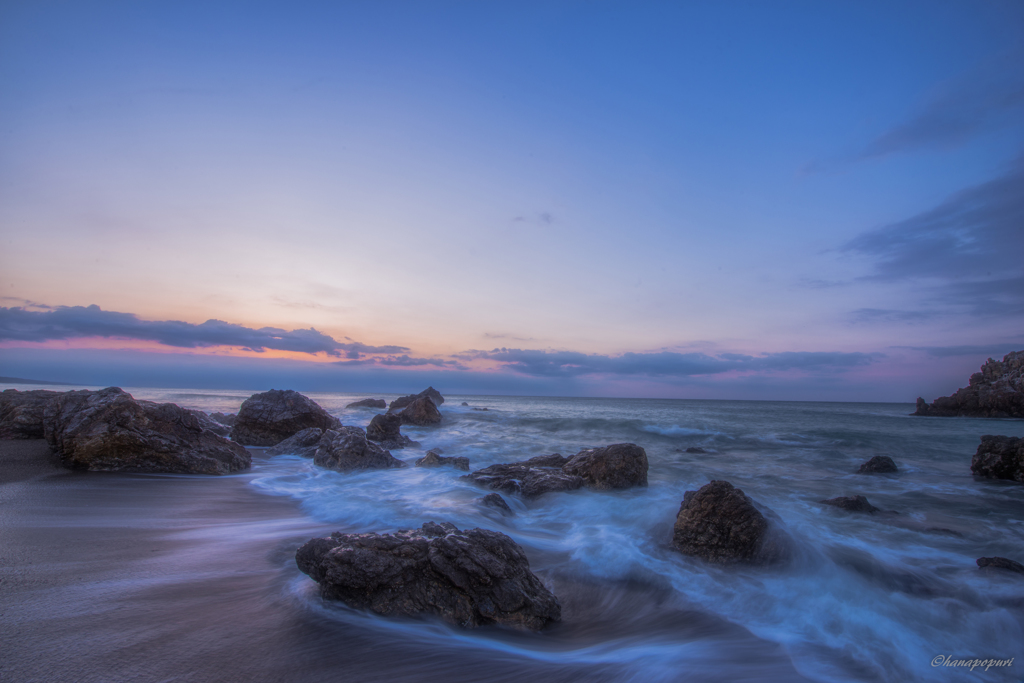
[480,493,513,514]
[970,435,1024,482]
[671,480,790,565]
[0,389,62,439]
[415,449,469,471]
[389,387,445,412]
[43,387,250,474]
[313,427,405,472]
[396,396,442,426]
[914,351,1023,418]
[685,447,707,454]
[266,427,324,457]
[365,412,416,449]
[562,443,648,490]
[858,455,898,474]
[464,446,647,498]
[977,556,1024,574]
[820,495,880,513]
[347,398,387,409]
[231,389,340,446]
[461,402,469,406]
[295,522,560,630]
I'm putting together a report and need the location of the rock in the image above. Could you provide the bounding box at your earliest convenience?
[977,556,1024,574]
[671,480,790,565]
[858,455,898,473]
[389,387,445,412]
[365,412,416,449]
[313,427,405,472]
[820,495,880,513]
[685,447,707,454]
[191,410,231,437]
[267,428,324,457]
[463,455,584,498]
[415,449,469,471]
[970,435,1024,482]
[0,389,62,439]
[472,407,489,411]
[562,443,648,490]
[396,396,442,426]
[347,398,387,409]
[209,412,237,427]
[480,493,513,514]
[230,389,340,446]
[295,522,560,630]
[914,351,1024,417]
[461,402,469,406]
[522,453,568,467]
[43,387,250,474]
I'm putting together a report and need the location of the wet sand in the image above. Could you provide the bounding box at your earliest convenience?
[1,440,808,683]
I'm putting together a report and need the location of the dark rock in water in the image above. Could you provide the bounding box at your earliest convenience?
[231,389,340,446]
[971,435,1024,482]
[313,427,405,472]
[43,387,250,474]
[396,396,442,426]
[347,398,387,409]
[365,412,416,449]
[267,428,324,457]
[820,495,880,513]
[0,389,62,439]
[209,412,236,427]
[461,402,469,406]
[858,455,898,474]
[415,449,469,471]
[685,447,707,454]
[977,556,1024,574]
[480,493,513,514]
[671,480,790,565]
[472,407,489,411]
[295,522,559,630]
[914,351,1023,417]
[464,460,584,498]
[389,387,445,412]
[562,443,648,490]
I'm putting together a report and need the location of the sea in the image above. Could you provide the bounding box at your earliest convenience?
[10,384,1024,682]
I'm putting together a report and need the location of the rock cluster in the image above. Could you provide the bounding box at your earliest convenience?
[415,449,469,471]
[970,435,1024,483]
[346,398,387,409]
[313,427,406,472]
[0,389,62,439]
[295,521,560,630]
[858,455,898,474]
[915,351,1024,418]
[365,412,416,449]
[820,495,880,513]
[230,389,340,446]
[671,480,790,565]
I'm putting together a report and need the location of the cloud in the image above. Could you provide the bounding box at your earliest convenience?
[458,347,882,378]
[898,343,1024,358]
[849,308,938,323]
[0,304,409,357]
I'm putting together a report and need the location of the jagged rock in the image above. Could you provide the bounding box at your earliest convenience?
[415,449,469,471]
[463,454,584,498]
[389,387,445,412]
[267,428,324,457]
[858,455,898,474]
[480,493,513,514]
[209,412,236,427]
[0,389,62,439]
[914,351,1024,417]
[970,435,1024,482]
[562,443,648,489]
[43,387,250,474]
[396,396,442,426]
[820,495,880,513]
[977,556,1024,574]
[295,521,560,630]
[313,427,405,472]
[365,412,416,449]
[671,480,790,565]
[192,410,231,437]
[685,447,707,454]
[230,389,340,446]
[347,398,387,409]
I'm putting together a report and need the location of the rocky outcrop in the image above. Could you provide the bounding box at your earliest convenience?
[820,495,880,513]
[914,351,1024,417]
[43,387,250,474]
[562,443,648,489]
[389,387,445,412]
[347,398,387,409]
[313,427,405,472]
[365,413,416,449]
[480,493,513,514]
[295,521,560,630]
[415,450,469,471]
[0,389,62,439]
[396,396,442,426]
[230,390,340,446]
[970,435,1024,482]
[266,427,324,457]
[858,455,898,474]
[977,557,1024,574]
[464,446,648,498]
[671,480,790,565]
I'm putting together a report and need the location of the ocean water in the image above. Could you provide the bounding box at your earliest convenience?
[19,385,1024,682]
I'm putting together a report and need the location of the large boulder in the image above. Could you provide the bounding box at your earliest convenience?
[347,398,387,409]
[671,480,790,565]
[970,435,1024,482]
[415,450,469,471]
[313,427,406,472]
[365,412,416,449]
[562,443,648,489]
[396,396,442,426]
[915,351,1024,418]
[389,387,445,412]
[295,521,560,630]
[230,389,340,446]
[43,387,250,474]
[266,427,324,457]
[0,389,62,439]
[463,454,584,498]
[858,455,898,474]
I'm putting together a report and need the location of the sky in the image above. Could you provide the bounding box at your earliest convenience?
[1,0,1023,400]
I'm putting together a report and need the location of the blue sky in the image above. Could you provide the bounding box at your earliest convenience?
[1,1,1022,399]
